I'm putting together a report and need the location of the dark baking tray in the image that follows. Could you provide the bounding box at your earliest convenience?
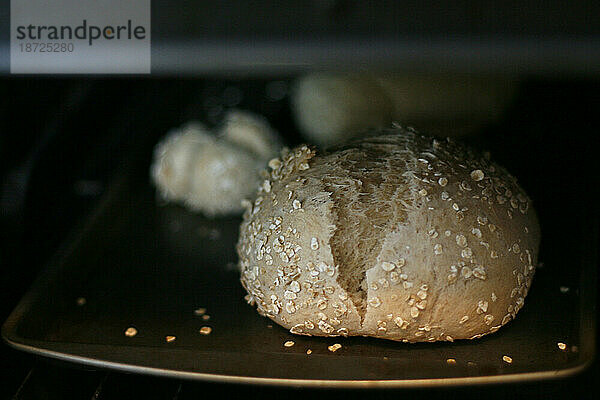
[2,147,597,388]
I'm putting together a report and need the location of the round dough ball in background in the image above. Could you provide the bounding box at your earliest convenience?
[375,74,517,137]
[290,73,394,148]
[220,109,282,161]
[291,72,518,147]
[184,140,264,216]
[150,122,212,202]
[150,110,283,217]
[237,127,539,342]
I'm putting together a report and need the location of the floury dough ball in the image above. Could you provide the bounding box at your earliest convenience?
[221,110,282,160]
[291,73,393,148]
[183,139,265,216]
[291,72,517,147]
[237,127,540,342]
[151,110,282,217]
[150,122,212,203]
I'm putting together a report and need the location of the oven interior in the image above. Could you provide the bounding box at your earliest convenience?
[1,2,600,398]
[0,75,598,398]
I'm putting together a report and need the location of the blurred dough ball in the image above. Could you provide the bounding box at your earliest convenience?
[291,73,393,148]
[150,122,211,202]
[221,109,282,160]
[151,110,282,217]
[291,72,517,147]
[375,74,516,135]
[184,140,263,216]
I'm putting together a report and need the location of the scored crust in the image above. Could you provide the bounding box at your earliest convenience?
[236,128,540,342]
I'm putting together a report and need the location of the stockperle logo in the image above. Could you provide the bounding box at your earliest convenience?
[11,0,150,74]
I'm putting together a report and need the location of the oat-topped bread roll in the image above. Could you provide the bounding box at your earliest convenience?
[237,128,540,342]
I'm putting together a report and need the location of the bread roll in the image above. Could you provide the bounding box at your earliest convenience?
[237,128,539,342]
[151,122,213,203]
[291,72,517,147]
[291,73,393,147]
[220,110,282,160]
[151,110,282,217]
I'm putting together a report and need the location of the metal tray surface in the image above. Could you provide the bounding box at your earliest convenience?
[2,161,596,388]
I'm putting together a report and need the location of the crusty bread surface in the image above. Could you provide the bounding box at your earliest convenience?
[237,128,540,342]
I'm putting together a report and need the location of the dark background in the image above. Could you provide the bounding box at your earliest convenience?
[0,76,598,400]
[1,0,600,398]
